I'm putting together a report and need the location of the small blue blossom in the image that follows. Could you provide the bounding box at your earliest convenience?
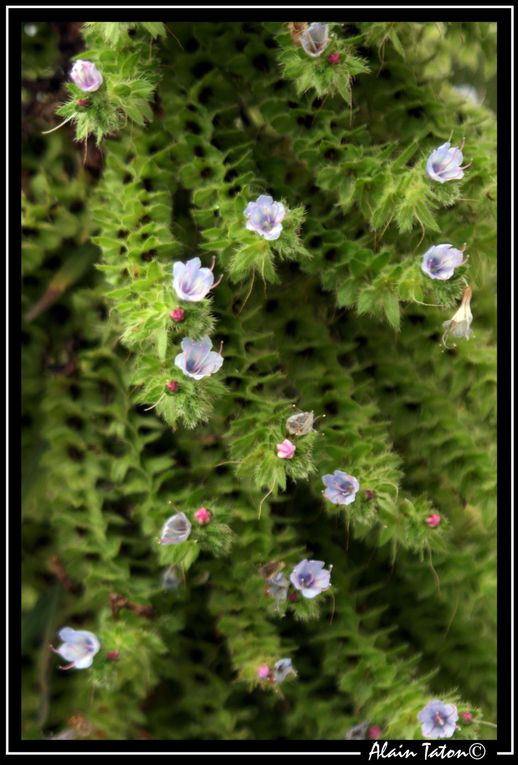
[322,470,360,505]
[273,658,297,683]
[172,256,220,302]
[426,141,470,183]
[159,512,192,544]
[244,195,286,241]
[417,700,458,739]
[290,559,332,599]
[300,23,330,58]
[50,627,100,670]
[421,243,465,280]
[174,336,224,380]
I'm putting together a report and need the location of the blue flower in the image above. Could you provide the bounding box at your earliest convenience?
[417,700,458,739]
[50,627,100,670]
[273,658,297,683]
[244,195,286,241]
[174,336,224,380]
[426,141,470,183]
[159,512,192,544]
[322,470,360,505]
[290,559,332,599]
[421,244,465,280]
[172,257,220,302]
[300,23,330,58]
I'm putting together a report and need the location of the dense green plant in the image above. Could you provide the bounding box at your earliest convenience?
[21,20,497,742]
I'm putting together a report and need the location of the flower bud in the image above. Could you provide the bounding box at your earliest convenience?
[194,507,212,525]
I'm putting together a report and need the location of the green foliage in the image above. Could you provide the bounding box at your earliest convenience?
[22,20,497,743]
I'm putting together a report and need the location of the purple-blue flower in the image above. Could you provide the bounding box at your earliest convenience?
[50,627,100,670]
[244,195,286,241]
[273,658,297,683]
[174,336,224,380]
[290,559,332,599]
[159,512,192,544]
[172,257,220,302]
[417,700,458,739]
[322,470,360,505]
[421,244,465,280]
[300,23,330,58]
[70,60,103,92]
[426,141,470,183]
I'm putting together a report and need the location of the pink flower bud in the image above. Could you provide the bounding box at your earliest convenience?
[77,98,88,107]
[426,513,441,528]
[288,591,298,602]
[194,507,211,525]
[365,489,375,501]
[166,380,179,393]
[276,438,296,459]
[106,650,120,661]
[368,725,382,740]
[328,52,341,65]
[460,712,473,723]
[170,308,185,322]
[257,664,270,680]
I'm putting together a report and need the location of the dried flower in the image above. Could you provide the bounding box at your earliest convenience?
[257,664,270,680]
[70,60,103,92]
[276,438,296,459]
[172,257,220,302]
[273,658,297,683]
[159,512,192,544]
[417,700,458,739]
[442,286,473,349]
[50,627,100,670]
[426,140,470,183]
[244,195,286,241]
[328,52,340,65]
[166,380,179,393]
[170,307,185,322]
[322,470,360,505]
[288,22,308,46]
[426,513,441,528]
[290,559,332,599]
[286,410,316,436]
[194,507,212,525]
[346,721,370,740]
[421,243,466,280]
[300,23,330,58]
[174,336,224,380]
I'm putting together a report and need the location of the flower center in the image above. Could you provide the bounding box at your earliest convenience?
[299,572,314,587]
[434,713,445,727]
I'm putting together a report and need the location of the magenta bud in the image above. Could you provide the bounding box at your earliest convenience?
[77,98,88,107]
[368,725,382,740]
[257,664,270,680]
[328,52,340,65]
[170,308,185,322]
[106,650,120,661]
[194,507,212,525]
[365,490,375,501]
[426,513,441,528]
[166,380,179,393]
[460,712,473,723]
[288,591,298,602]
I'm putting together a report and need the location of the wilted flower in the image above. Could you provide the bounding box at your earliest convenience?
[70,60,103,92]
[257,664,271,680]
[159,512,192,544]
[172,257,220,302]
[345,721,370,740]
[426,513,441,528]
[421,243,466,280]
[170,307,185,322]
[244,195,286,241]
[290,559,332,599]
[418,700,458,739]
[174,336,224,380]
[426,140,470,183]
[322,470,360,505]
[194,507,212,525]
[273,658,297,684]
[288,22,308,46]
[442,286,473,349]
[277,438,296,459]
[300,23,330,58]
[50,627,100,670]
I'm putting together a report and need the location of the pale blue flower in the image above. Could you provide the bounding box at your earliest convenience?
[421,244,465,280]
[244,195,286,241]
[426,141,470,183]
[172,257,219,302]
[322,470,360,505]
[174,336,224,380]
[300,23,330,57]
[51,627,100,670]
[70,60,103,92]
[273,658,297,683]
[290,559,332,599]
[159,512,192,544]
[418,700,458,739]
